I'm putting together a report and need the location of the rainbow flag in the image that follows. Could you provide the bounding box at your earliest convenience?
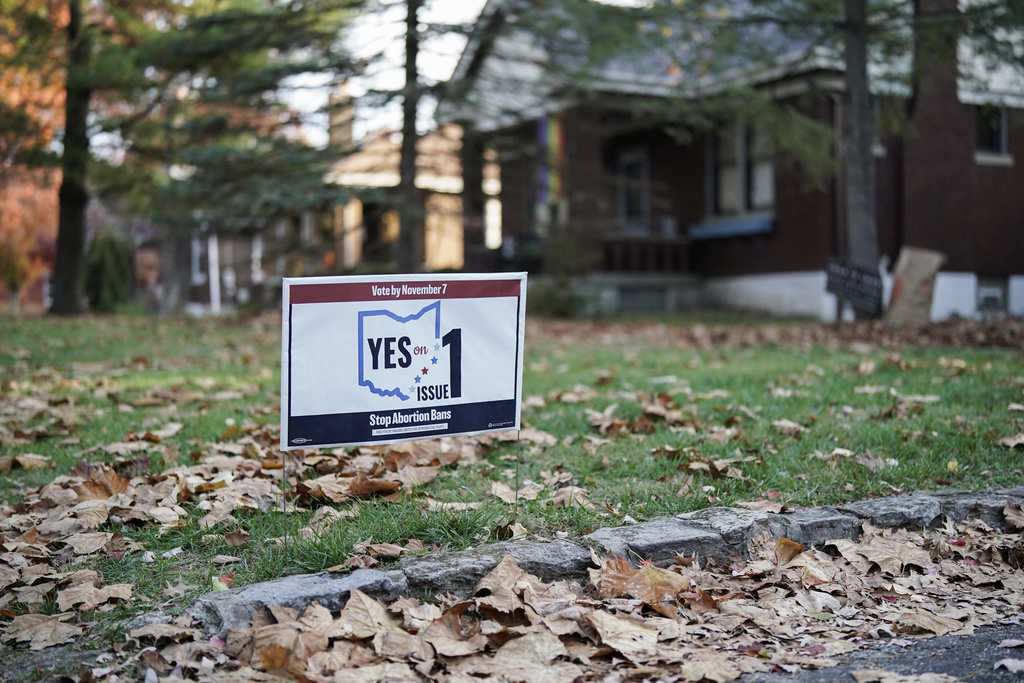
[536,114,564,205]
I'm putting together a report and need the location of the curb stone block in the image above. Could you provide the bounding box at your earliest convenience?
[840,494,943,529]
[774,506,862,547]
[5,648,108,682]
[179,490,1024,639]
[676,507,782,547]
[924,490,1019,527]
[187,568,408,636]
[586,517,727,566]
[399,539,593,596]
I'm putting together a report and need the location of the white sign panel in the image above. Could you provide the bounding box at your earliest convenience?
[281,273,527,449]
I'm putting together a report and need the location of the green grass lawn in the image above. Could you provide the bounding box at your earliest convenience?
[1,313,1022,636]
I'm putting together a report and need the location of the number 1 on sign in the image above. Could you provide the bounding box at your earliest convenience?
[442,328,462,399]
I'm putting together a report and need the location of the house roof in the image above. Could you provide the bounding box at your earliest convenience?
[443,0,1024,131]
[442,0,850,130]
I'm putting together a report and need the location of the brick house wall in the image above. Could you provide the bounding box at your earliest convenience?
[902,76,1024,276]
[493,82,1023,285]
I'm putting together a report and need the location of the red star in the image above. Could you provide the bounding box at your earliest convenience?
[421,367,429,375]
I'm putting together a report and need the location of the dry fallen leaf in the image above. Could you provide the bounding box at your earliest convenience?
[56,582,132,611]
[995,658,1024,674]
[1000,433,1024,448]
[1003,502,1024,533]
[856,453,899,473]
[772,418,807,436]
[677,651,744,683]
[775,538,804,567]
[224,529,252,547]
[736,499,784,514]
[456,631,583,683]
[14,453,52,470]
[259,643,306,678]
[127,622,200,644]
[367,543,405,559]
[2,613,83,650]
[895,610,964,636]
[64,531,113,555]
[473,555,529,613]
[489,481,539,504]
[545,485,597,510]
[623,561,690,618]
[420,608,488,657]
[424,498,482,512]
[347,472,401,498]
[337,589,402,639]
[585,610,660,657]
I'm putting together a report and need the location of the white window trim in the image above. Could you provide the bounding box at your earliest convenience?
[975,150,1014,167]
[190,236,207,286]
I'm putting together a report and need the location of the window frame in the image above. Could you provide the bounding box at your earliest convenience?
[709,123,775,219]
[691,123,775,241]
[616,149,651,234]
[975,105,1014,167]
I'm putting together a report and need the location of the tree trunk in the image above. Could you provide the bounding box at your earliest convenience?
[50,0,91,315]
[396,0,423,274]
[460,124,487,270]
[9,288,20,317]
[843,0,878,272]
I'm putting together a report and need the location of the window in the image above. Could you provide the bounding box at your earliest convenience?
[976,105,1008,155]
[746,127,774,211]
[712,124,774,216]
[714,125,741,214]
[617,151,650,233]
[691,123,775,240]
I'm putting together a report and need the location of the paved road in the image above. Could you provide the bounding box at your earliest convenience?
[6,622,1024,682]
[744,621,1024,682]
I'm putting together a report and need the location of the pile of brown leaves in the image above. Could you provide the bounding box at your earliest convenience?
[0,424,511,628]
[528,317,1024,350]
[10,511,1024,682]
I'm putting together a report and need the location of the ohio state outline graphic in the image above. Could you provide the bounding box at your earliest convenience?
[357,301,441,401]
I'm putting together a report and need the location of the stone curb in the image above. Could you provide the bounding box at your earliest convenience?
[178,487,1024,636]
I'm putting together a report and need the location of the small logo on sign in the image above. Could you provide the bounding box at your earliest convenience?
[291,437,311,444]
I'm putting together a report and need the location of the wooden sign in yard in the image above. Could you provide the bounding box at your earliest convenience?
[281,273,527,449]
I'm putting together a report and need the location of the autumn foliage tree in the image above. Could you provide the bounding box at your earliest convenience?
[0,0,65,314]
[0,171,59,314]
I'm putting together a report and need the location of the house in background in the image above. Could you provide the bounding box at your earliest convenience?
[447,0,1024,320]
[326,124,464,272]
[176,116,502,315]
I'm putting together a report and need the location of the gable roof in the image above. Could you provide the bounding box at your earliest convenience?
[443,0,1024,131]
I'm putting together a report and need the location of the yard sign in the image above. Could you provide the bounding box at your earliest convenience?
[281,273,527,449]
